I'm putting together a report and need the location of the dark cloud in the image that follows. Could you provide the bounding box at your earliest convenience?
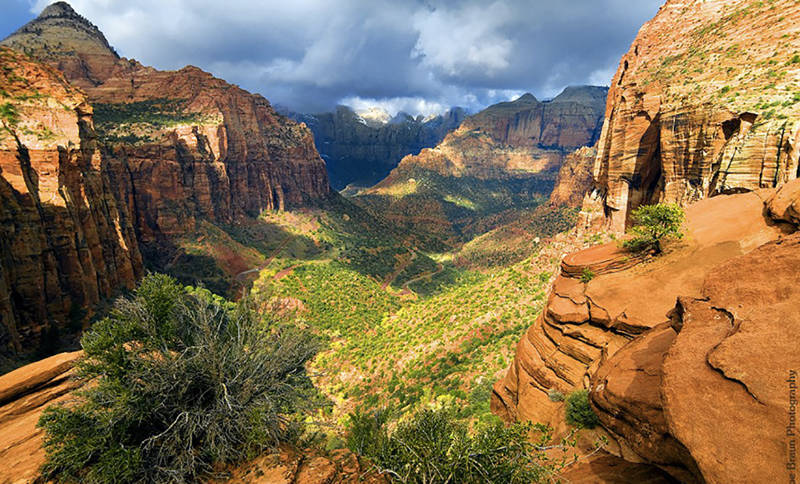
[7,0,663,114]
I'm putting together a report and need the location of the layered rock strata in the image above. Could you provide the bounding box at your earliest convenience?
[583,0,800,231]
[0,47,142,357]
[0,2,330,354]
[2,1,330,238]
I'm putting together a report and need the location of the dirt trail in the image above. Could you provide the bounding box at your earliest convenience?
[235,236,293,296]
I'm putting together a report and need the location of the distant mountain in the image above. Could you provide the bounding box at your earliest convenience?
[353,86,607,244]
[284,105,467,190]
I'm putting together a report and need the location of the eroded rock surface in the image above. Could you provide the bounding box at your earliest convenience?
[494,184,798,482]
[582,0,800,231]
[0,351,82,484]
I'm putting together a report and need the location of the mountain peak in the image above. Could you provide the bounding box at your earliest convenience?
[39,1,78,18]
[516,93,538,103]
[1,1,119,61]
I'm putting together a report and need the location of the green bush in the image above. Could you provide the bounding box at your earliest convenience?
[565,390,600,429]
[346,406,564,483]
[579,268,595,283]
[38,273,320,483]
[621,203,685,254]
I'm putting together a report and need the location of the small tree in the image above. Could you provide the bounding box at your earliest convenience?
[622,203,685,255]
[565,390,600,429]
[38,274,320,483]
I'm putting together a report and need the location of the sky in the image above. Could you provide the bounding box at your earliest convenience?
[2,0,663,116]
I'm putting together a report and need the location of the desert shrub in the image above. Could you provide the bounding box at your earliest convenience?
[621,203,685,254]
[38,273,320,483]
[565,390,600,429]
[346,406,563,483]
[547,389,565,402]
[579,268,595,283]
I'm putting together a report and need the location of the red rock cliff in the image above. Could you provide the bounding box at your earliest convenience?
[583,0,800,231]
[0,47,142,359]
[2,1,330,244]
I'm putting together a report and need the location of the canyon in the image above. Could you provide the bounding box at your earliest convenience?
[0,2,330,360]
[0,0,798,482]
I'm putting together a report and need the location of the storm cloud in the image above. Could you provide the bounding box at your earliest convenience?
[5,0,663,115]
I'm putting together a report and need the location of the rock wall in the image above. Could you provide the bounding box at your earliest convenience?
[549,146,596,207]
[583,0,800,231]
[0,47,142,357]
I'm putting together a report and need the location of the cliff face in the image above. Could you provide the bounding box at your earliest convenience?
[0,2,330,356]
[494,181,799,482]
[0,47,142,358]
[583,0,800,231]
[292,105,466,190]
[463,87,606,151]
[2,2,330,243]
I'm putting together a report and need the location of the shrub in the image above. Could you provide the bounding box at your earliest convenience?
[579,268,595,283]
[547,389,565,402]
[565,390,600,429]
[38,273,320,483]
[621,203,685,254]
[346,406,564,483]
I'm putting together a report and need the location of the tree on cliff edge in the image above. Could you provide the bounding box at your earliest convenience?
[622,203,685,255]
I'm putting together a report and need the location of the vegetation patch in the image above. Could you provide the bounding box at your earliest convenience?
[38,274,320,483]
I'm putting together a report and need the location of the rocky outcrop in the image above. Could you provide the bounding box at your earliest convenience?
[0,351,82,483]
[582,0,800,231]
[549,146,596,207]
[495,182,799,482]
[290,105,465,190]
[0,47,142,359]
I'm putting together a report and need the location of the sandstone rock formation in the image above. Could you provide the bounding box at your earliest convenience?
[0,2,330,356]
[582,0,800,231]
[0,351,82,484]
[382,86,606,181]
[0,47,142,360]
[2,2,329,232]
[495,183,799,482]
[289,105,465,190]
